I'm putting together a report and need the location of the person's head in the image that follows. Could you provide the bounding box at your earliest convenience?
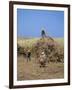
[41,52,45,55]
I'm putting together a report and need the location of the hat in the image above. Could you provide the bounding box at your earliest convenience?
[41,52,45,54]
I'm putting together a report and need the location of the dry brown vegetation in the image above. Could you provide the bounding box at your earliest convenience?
[17,56,64,80]
[17,37,64,80]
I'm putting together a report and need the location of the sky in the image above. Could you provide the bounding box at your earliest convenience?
[17,9,64,38]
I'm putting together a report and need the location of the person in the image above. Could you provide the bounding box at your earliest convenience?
[41,30,46,38]
[39,51,46,67]
[27,49,31,62]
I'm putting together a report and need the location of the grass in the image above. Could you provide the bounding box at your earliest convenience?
[17,37,64,80]
[17,56,64,80]
[17,38,39,48]
[17,37,64,48]
[54,38,64,46]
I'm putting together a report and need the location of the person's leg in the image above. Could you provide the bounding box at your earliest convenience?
[27,56,29,62]
[27,58,28,62]
[29,56,31,61]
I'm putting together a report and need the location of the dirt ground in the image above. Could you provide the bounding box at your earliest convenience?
[17,55,64,81]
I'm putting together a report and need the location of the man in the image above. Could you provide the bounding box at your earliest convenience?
[39,51,46,67]
[41,30,46,38]
[27,49,31,62]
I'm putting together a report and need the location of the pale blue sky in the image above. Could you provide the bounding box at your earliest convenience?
[17,9,64,38]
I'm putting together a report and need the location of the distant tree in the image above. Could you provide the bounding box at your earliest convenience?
[41,30,46,38]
